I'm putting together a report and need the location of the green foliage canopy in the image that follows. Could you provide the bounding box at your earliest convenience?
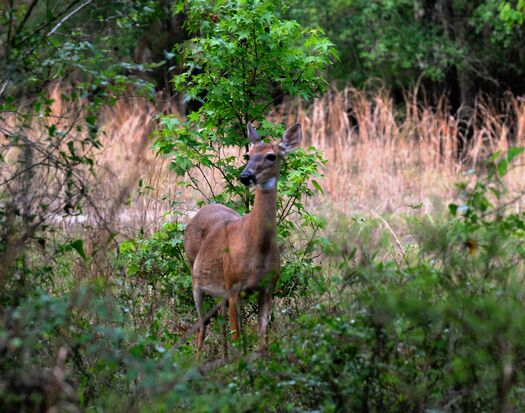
[290,0,525,99]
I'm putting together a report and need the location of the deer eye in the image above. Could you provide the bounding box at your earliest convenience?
[244,154,250,161]
[266,153,276,161]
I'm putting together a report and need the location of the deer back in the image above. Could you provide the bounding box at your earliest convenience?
[184,204,240,270]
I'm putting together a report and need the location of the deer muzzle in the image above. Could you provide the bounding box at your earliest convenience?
[240,168,256,187]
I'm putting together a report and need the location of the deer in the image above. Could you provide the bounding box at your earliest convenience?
[184,122,302,355]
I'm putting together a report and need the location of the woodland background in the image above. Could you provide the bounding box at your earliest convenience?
[1,0,525,412]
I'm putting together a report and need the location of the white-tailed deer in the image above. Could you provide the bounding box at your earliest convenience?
[184,122,302,354]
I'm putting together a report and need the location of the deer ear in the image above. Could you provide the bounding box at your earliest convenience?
[279,123,302,155]
[247,123,261,145]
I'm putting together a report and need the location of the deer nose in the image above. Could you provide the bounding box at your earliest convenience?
[240,170,256,186]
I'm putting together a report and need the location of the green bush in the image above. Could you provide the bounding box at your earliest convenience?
[118,221,193,309]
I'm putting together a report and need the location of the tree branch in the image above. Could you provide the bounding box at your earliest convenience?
[47,0,93,37]
[14,0,40,37]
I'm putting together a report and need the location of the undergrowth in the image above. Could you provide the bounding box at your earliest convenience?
[1,147,524,412]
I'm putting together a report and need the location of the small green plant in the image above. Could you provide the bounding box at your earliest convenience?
[117,220,194,337]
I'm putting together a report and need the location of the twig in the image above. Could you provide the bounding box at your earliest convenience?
[47,0,93,37]
[0,80,8,97]
[480,189,525,219]
[195,164,216,199]
[14,0,83,47]
[358,204,406,261]
[198,351,261,375]
[15,0,40,37]
[6,0,15,47]
[138,351,261,409]
[260,63,311,114]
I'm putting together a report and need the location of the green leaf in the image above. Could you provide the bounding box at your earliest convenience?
[497,158,508,177]
[70,239,87,260]
[312,180,324,194]
[507,146,524,163]
[488,150,502,163]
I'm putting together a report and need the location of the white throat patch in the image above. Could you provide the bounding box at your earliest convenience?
[257,177,276,191]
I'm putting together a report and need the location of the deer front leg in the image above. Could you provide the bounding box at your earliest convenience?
[258,290,272,351]
[193,286,206,357]
[228,292,241,341]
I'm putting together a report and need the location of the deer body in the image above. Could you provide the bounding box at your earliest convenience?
[184,123,301,353]
[186,198,279,296]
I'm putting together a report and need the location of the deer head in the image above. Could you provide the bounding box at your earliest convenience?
[240,123,302,190]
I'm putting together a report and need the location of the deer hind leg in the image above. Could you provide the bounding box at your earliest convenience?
[193,286,206,356]
[258,290,273,351]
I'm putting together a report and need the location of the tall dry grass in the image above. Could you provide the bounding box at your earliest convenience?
[86,87,525,229]
[272,88,525,214]
[5,86,524,238]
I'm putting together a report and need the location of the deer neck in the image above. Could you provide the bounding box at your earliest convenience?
[247,177,278,249]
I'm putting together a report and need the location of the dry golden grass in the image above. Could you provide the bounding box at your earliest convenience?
[4,85,524,237]
[82,87,525,229]
[272,88,525,215]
